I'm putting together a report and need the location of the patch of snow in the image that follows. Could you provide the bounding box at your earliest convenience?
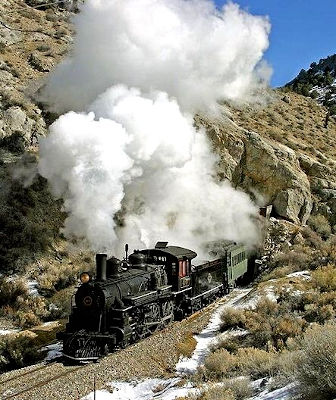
[286,270,310,280]
[81,378,198,400]
[248,382,299,400]
[41,321,59,327]
[0,328,20,336]
[27,279,39,296]
[42,341,63,361]
[176,288,251,374]
[264,286,277,302]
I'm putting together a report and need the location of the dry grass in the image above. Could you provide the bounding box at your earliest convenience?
[0,0,71,88]
[196,385,235,400]
[176,331,197,358]
[230,90,336,160]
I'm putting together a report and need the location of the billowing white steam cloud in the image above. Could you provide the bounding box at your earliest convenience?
[39,0,270,257]
[43,0,270,113]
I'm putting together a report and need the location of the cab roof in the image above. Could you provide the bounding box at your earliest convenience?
[140,242,197,261]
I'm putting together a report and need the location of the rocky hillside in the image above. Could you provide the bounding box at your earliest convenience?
[197,90,336,228]
[286,54,336,114]
[0,0,336,334]
[0,1,94,334]
[0,0,73,148]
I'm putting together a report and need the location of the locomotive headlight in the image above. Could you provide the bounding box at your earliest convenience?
[80,272,91,284]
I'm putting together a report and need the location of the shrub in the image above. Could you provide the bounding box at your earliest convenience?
[0,173,64,273]
[36,44,51,52]
[308,214,332,239]
[221,377,253,399]
[0,132,26,153]
[47,287,74,319]
[0,277,51,328]
[244,298,306,349]
[203,348,236,379]
[220,307,246,331]
[304,303,335,324]
[37,262,80,295]
[301,226,323,249]
[295,324,336,399]
[203,346,277,380]
[0,332,42,372]
[234,347,277,379]
[0,278,29,307]
[268,247,312,271]
[213,334,252,354]
[311,264,336,292]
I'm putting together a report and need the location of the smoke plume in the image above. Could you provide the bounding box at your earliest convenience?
[43,0,270,113]
[39,0,271,257]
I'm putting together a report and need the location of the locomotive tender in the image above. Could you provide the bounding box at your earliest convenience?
[59,241,250,361]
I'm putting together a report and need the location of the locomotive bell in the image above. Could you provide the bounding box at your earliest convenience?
[96,253,107,281]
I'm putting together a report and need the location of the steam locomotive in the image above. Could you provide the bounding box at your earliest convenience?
[58,241,252,361]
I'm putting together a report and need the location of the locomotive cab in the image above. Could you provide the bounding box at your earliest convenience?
[138,241,197,293]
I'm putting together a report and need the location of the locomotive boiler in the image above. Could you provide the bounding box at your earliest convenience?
[58,241,250,361]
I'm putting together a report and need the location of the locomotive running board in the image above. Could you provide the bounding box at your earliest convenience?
[63,354,99,362]
[172,287,192,296]
[191,284,223,301]
[124,290,158,306]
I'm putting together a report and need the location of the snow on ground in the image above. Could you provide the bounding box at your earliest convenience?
[82,378,198,400]
[248,382,299,400]
[42,341,63,362]
[0,328,20,336]
[238,285,277,310]
[286,270,310,280]
[27,279,39,296]
[176,288,251,375]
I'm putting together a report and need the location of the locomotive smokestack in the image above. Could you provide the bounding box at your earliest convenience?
[96,253,107,281]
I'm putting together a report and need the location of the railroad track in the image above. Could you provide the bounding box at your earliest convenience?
[0,362,83,400]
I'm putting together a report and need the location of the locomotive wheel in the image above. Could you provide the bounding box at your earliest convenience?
[192,298,202,313]
[146,303,161,332]
[161,300,174,325]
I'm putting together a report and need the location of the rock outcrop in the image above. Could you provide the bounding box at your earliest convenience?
[197,113,336,226]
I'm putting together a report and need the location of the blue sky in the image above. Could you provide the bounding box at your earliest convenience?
[215,0,336,87]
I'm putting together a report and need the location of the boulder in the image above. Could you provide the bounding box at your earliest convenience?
[198,118,313,224]
[0,106,41,143]
[239,132,312,223]
[274,189,312,224]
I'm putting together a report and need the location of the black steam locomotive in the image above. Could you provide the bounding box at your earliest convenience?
[58,241,252,361]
